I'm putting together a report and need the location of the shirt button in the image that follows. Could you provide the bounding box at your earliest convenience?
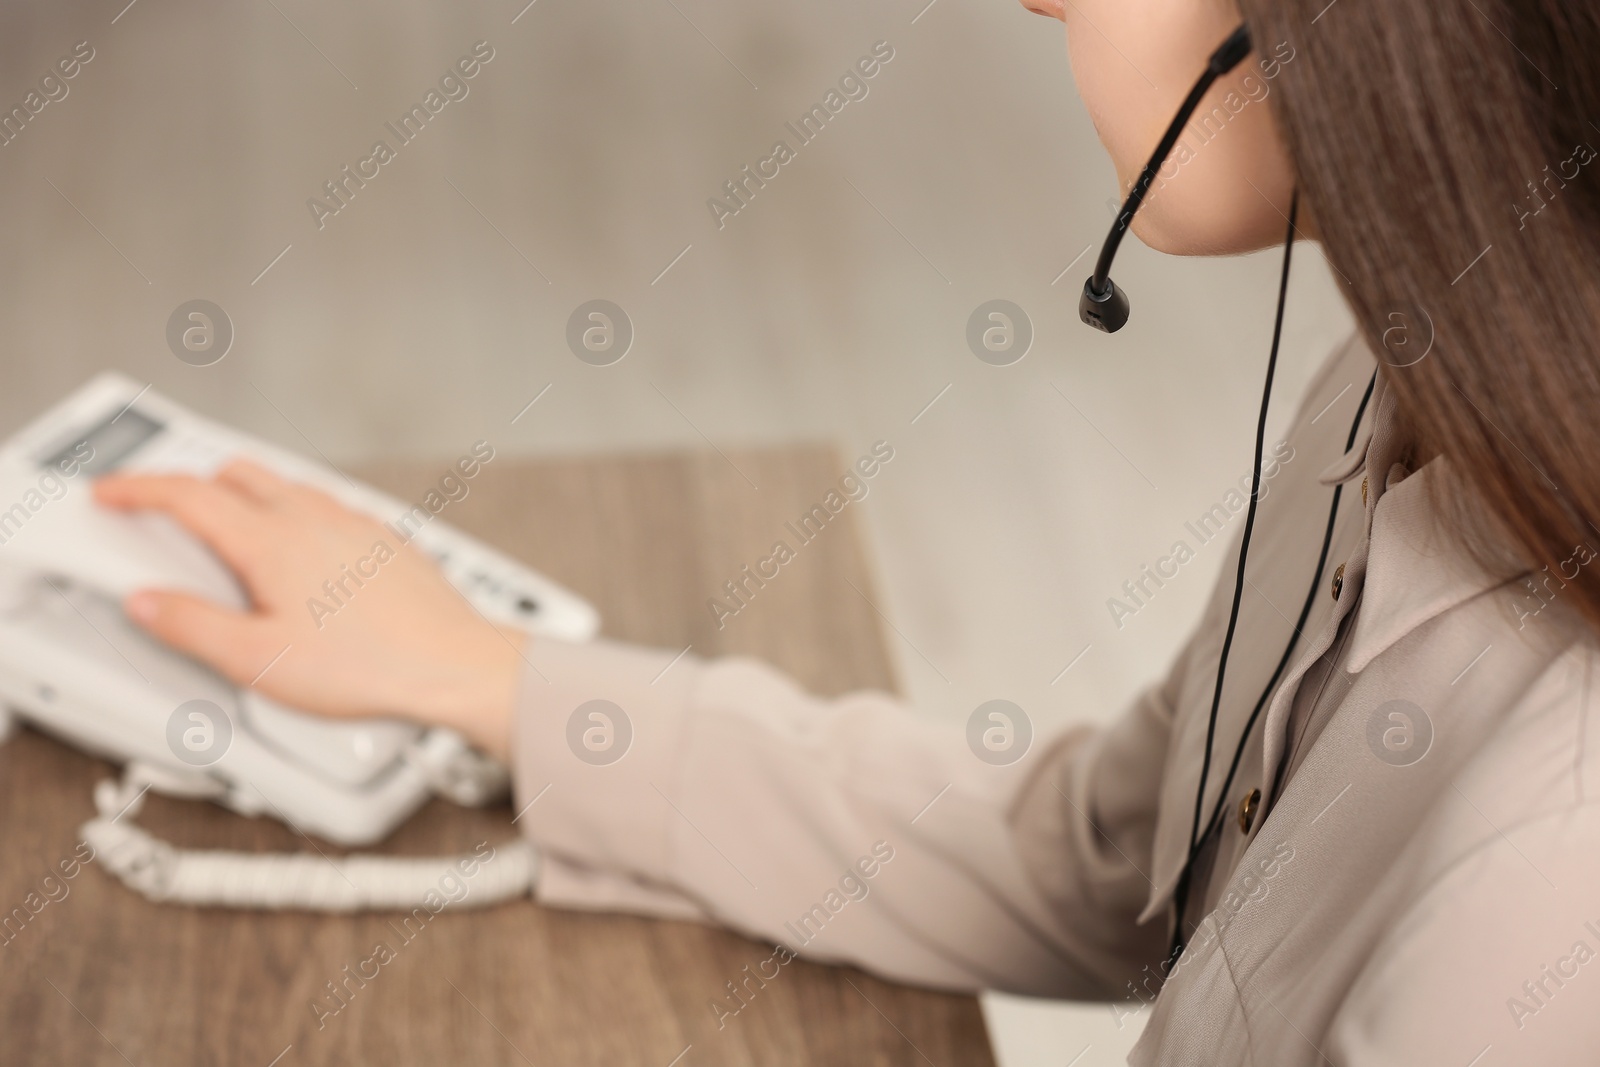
[1361,476,1369,506]
[1332,562,1345,601]
[1238,788,1261,834]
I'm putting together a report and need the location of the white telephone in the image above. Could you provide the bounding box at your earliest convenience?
[0,373,597,910]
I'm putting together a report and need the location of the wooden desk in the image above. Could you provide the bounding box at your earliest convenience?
[0,447,995,1066]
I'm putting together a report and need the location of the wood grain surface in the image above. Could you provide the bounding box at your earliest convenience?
[0,447,994,1067]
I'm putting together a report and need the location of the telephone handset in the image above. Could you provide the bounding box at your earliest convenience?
[0,374,597,909]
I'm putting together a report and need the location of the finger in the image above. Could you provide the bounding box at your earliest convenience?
[95,470,235,509]
[93,474,267,577]
[125,589,278,685]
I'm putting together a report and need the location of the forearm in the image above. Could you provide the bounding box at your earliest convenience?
[506,636,1169,997]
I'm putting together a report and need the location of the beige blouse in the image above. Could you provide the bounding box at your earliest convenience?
[511,334,1600,1065]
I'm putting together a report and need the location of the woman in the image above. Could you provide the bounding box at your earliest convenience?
[91,0,1600,1062]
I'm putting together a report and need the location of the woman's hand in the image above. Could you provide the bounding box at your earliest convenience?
[93,459,524,761]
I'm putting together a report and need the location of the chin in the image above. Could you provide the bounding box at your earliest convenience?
[1105,112,1301,258]
[1128,190,1297,258]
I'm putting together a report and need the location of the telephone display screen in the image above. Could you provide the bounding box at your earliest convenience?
[40,407,165,476]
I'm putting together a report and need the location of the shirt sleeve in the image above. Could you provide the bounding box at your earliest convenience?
[509,635,1177,998]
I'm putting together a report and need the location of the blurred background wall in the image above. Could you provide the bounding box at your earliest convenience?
[0,0,1354,1061]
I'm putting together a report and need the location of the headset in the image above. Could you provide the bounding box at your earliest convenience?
[1078,23,1378,964]
[1079,24,1253,334]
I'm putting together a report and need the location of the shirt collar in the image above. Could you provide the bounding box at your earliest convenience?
[1344,456,1518,672]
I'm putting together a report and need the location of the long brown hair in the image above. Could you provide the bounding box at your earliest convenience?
[1237,0,1600,624]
